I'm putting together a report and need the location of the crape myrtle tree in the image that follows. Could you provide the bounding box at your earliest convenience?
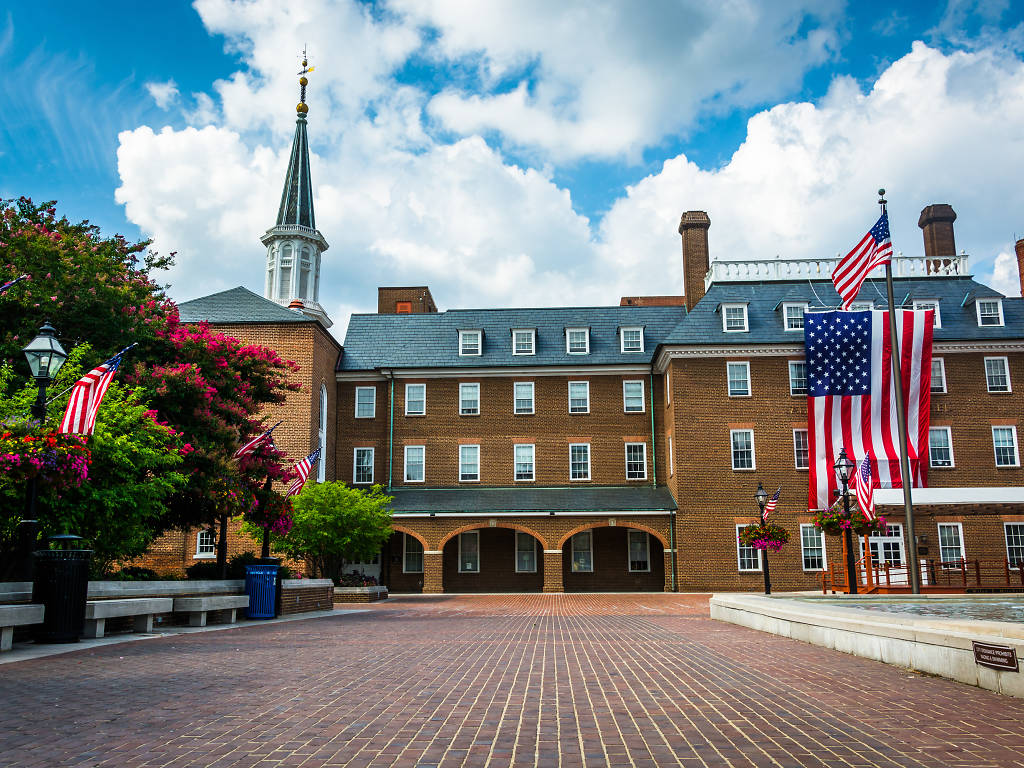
[0,198,299,569]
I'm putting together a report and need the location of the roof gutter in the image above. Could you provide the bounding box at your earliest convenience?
[390,510,674,517]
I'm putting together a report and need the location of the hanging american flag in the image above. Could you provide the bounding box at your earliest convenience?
[805,309,933,510]
[58,349,129,435]
[233,421,281,459]
[286,448,321,497]
[831,213,893,309]
[0,275,29,295]
[762,486,781,522]
[855,455,876,521]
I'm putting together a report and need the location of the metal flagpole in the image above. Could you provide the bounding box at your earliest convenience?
[878,188,921,594]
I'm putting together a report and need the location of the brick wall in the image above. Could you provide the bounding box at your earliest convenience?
[279,583,334,614]
[377,287,437,314]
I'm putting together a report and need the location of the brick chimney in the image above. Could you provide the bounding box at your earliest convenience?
[1016,238,1024,297]
[678,211,711,311]
[918,204,957,273]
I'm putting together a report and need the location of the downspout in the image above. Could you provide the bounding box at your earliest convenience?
[386,371,395,491]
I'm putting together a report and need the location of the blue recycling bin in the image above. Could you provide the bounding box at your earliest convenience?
[245,564,279,619]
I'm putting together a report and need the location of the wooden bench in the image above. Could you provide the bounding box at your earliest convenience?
[83,598,173,639]
[173,595,249,627]
[0,604,44,651]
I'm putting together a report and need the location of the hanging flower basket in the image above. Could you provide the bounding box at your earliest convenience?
[738,522,790,552]
[813,504,887,536]
[0,429,90,491]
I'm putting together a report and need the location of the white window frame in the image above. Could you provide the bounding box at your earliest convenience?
[458,329,482,356]
[736,524,762,572]
[570,531,593,572]
[459,444,481,482]
[793,429,809,470]
[514,443,535,482]
[985,356,1012,393]
[931,357,947,394]
[354,386,376,418]
[403,533,423,574]
[799,524,827,572]
[665,370,671,405]
[318,383,327,483]
[722,303,749,333]
[404,445,425,483]
[730,429,756,471]
[457,531,480,573]
[928,427,954,468]
[566,327,590,354]
[976,298,1005,327]
[569,443,591,481]
[623,379,645,413]
[620,327,644,353]
[568,381,590,414]
[459,382,481,415]
[782,302,808,332]
[668,434,674,476]
[405,383,426,416]
[1005,523,1024,567]
[625,442,647,480]
[512,328,536,356]
[195,529,216,559]
[726,361,751,397]
[514,532,537,573]
[937,522,966,566]
[993,426,1021,467]
[513,381,535,415]
[353,447,374,485]
[788,360,807,396]
[912,299,941,328]
[627,530,651,573]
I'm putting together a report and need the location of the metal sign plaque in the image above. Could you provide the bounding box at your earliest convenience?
[972,641,1020,672]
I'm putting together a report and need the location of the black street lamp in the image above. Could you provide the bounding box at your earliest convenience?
[755,482,771,595]
[21,322,68,519]
[833,448,858,595]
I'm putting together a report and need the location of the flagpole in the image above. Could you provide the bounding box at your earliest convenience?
[879,188,921,594]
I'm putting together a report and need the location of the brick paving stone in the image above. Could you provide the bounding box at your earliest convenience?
[3,594,1024,767]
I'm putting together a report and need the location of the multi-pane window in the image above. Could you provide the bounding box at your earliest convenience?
[977,299,1004,327]
[727,362,750,397]
[623,380,645,412]
[566,328,589,354]
[993,426,1020,467]
[867,524,904,567]
[355,386,376,418]
[514,382,535,414]
[793,429,809,469]
[569,444,591,480]
[668,435,674,475]
[354,448,374,484]
[931,358,946,393]
[783,303,807,331]
[514,444,535,481]
[571,531,593,572]
[800,525,825,571]
[405,383,426,416]
[665,370,671,404]
[620,327,644,353]
[736,524,761,571]
[515,532,537,573]
[195,529,215,558]
[404,445,425,483]
[730,429,755,470]
[913,300,941,328]
[628,530,650,572]
[1006,523,1024,567]
[512,329,535,355]
[459,330,482,356]
[938,523,965,565]
[722,304,748,332]
[928,427,953,468]
[789,361,807,396]
[568,381,590,413]
[985,357,1011,392]
[625,443,647,480]
[459,445,480,481]
[403,534,423,573]
[458,531,480,573]
[459,383,480,415]
[395,301,412,314]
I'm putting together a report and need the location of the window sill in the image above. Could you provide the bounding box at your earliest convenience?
[929,465,955,470]
[193,554,215,560]
[459,413,481,417]
[404,413,426,418]
[732,468,757,472]
[354,415,376,419]
[987,390,1013,395]
[728,394,752,399]
[514,412,535,416]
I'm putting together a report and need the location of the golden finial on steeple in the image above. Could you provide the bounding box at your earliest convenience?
[297,45,314,115]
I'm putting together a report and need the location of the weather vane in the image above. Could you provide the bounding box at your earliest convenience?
[296,45,314,115]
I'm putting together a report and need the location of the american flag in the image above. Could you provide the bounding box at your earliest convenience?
[805,309,933,510]
[233,421,281,459]
[58,349,127,435]
[763,486,781,522]
[0,275,29,295]
[831,213,893,309]
[854,455,876,521]
[286,448,321,497]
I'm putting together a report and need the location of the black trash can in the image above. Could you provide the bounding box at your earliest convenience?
[32,534,91,643]
[245,562,280,619]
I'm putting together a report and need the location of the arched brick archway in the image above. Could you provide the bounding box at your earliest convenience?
[556,521,669,550]
[439,522,547,594]
[438,522,548,550]
[390,525,429,550]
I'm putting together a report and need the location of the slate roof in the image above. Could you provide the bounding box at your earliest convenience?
[664,276,1023,346]
[339,305,684,371]
[386,486,677,514]
[178,286,313,325]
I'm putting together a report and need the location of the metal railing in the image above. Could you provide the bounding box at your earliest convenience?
[822,558,1024,593]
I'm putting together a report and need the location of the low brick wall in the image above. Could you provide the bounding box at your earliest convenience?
[334,586,389,603]
[280,579,334,614]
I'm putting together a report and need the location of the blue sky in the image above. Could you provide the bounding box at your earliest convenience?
[2,1,1024,334]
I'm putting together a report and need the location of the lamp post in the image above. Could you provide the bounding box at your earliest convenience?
[21,321,68,519]
[833,448,858,595]
[755,482,771,595]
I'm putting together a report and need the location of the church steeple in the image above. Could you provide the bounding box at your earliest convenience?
[261,50,331,328]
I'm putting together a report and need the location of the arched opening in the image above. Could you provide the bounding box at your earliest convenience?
[441,526,544,593]
[562,526,665,592]
[380,528,428,594]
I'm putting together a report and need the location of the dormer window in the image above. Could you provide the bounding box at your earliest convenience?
[459,330,482,356]
[782,303,808,331]
[512,329,535,355]
[620,327,644,353]
[912,299,941,328]
[977,298,1004,327]
[721,303,748,333]
[566,328,590,354]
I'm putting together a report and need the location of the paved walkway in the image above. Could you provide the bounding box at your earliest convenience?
[2,594,1024,768]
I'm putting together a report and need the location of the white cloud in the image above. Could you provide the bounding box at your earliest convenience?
[988,250,1021,297]
[145,80,179,110]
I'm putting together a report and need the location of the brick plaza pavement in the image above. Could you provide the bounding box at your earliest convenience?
[3,594,1024,768]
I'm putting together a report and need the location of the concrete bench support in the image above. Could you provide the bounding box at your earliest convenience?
[0,604,45,651]
[173,595,248,627]
[83,598,174,639]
